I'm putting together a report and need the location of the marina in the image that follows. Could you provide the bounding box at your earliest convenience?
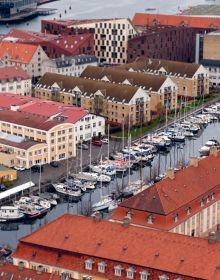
[1,100,220,248]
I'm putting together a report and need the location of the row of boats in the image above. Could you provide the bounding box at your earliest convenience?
[0,195,58,223]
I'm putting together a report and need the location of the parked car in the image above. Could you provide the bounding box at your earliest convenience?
[50,161,59,168]
[77,143,89,150]
[0,184,6,192]
[14,166,25,171]
[92,140,102,147]
[101,138,109,144]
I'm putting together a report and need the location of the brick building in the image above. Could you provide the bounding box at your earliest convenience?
[81,66,178,115]
[2,29,94,59]
[12,213,220,279]
[118,58,209,98]
[112,150,220,237]
[35,73,151,126]
[127,26,213,64]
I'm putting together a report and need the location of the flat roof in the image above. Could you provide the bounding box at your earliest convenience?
[0,181,35,201]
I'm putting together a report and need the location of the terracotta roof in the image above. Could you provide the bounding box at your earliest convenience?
[118,57,200,78]
[38,73,139,103]
[0,110,60,131]
[119,153,220,215]
[0,66,30,81]
[13,213,220,279]
[0,138,44,150]
[0,264,60,279]
[81,65,167,92]
[132,13,220,29]
[0,41,39,64]
[0,93,88,125]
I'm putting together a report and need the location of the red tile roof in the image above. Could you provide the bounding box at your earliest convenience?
[0,66,30,80]
[0,264,60,279]
[0,93,88,126]
[0,41,39,64]
[0,138,44,150]
[118,153,220,215]
[132,13,220,29]
[13,214,220,279]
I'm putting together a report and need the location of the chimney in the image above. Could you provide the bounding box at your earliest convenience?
[189,157,199,168]
[93,211,102,222]
[208,231,217,244]
[210,146,218,157]
[166,168,175,180]
[122,217,130,228]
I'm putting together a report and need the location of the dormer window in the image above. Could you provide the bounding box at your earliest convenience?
[147,215,153,224]
[206,195,210,203]
[159,275,169,280]
[114,265,123,276]
[186,206,191,215]
[211,192,215,200]
[139,270,150,280]
[173,213,178,223]
[126,267,135,279]
[98,262,106,273]
[199,198,204,207]
[85,259,94,270]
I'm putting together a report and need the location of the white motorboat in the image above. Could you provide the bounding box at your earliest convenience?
[0,206,24,222]
[16,203,47,219]
[75,172,98,182]
[92,196,113,212]
[96,173,111,183]
[90,164,116,176]
[73,179,96,191]
[30,196,51,210]
[53,183,82,199]
[199,140,220,156]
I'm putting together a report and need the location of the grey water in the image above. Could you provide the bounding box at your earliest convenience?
[0,0,209,34]
[1,120,220,248]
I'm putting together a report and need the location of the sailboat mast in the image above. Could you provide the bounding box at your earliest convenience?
[122,118,125,150]
[139,104,143,192]
[80,140,83,173]
[107,124,110,160]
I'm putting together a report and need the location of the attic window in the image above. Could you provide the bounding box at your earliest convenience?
[199,198,204,207]
[186,206,191,215]
[98,262,106,273]
[173,213,178,223]
[159,275,169,280]
[126,267,136,279]
[147,215,153,224]
[85,259,94,270]
[139,270,150,280]
[211,192,215,200]
[206,195,210,203]
[114,265,123,276]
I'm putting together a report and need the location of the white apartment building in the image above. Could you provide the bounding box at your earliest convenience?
[0,66,31,95]
[42,55,98,77]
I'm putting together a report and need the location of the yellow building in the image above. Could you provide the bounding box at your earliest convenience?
[0,165,17,182]
[35,73,151,126]
[0,93,104,169]
[118,57,210,98]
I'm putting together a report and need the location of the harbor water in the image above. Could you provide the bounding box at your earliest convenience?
[0,0,213,34]
[1,119,220,248]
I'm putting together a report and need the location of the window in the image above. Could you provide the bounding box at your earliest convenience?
[114,265,123,276]
[98,262,106,273]
[159,275,169,280]
[126,268,135,279]
[140,271,150,280]
[186,206,191,215]
[199,198,204,207]
[85,259,94,270]
[173,213,178,223]
[147,215,153,224]
[211,192,215,200]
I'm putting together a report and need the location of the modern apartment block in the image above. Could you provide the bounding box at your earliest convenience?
[0,93,105,169]
[0,66,31,95]
[12,213,220,279]
[196,30,220,88]
[118,58,209,98]
[35,73,151,127]
[42,55,97,77]
[127,26,213,64]
[0,41,49,82]
[113,150,220,237]
[81,66,178,116]
[41,18,137,64]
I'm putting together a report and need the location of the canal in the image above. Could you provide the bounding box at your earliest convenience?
[0,119,220,249]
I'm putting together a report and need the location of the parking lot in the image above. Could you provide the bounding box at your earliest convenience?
[14,139,123,187]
